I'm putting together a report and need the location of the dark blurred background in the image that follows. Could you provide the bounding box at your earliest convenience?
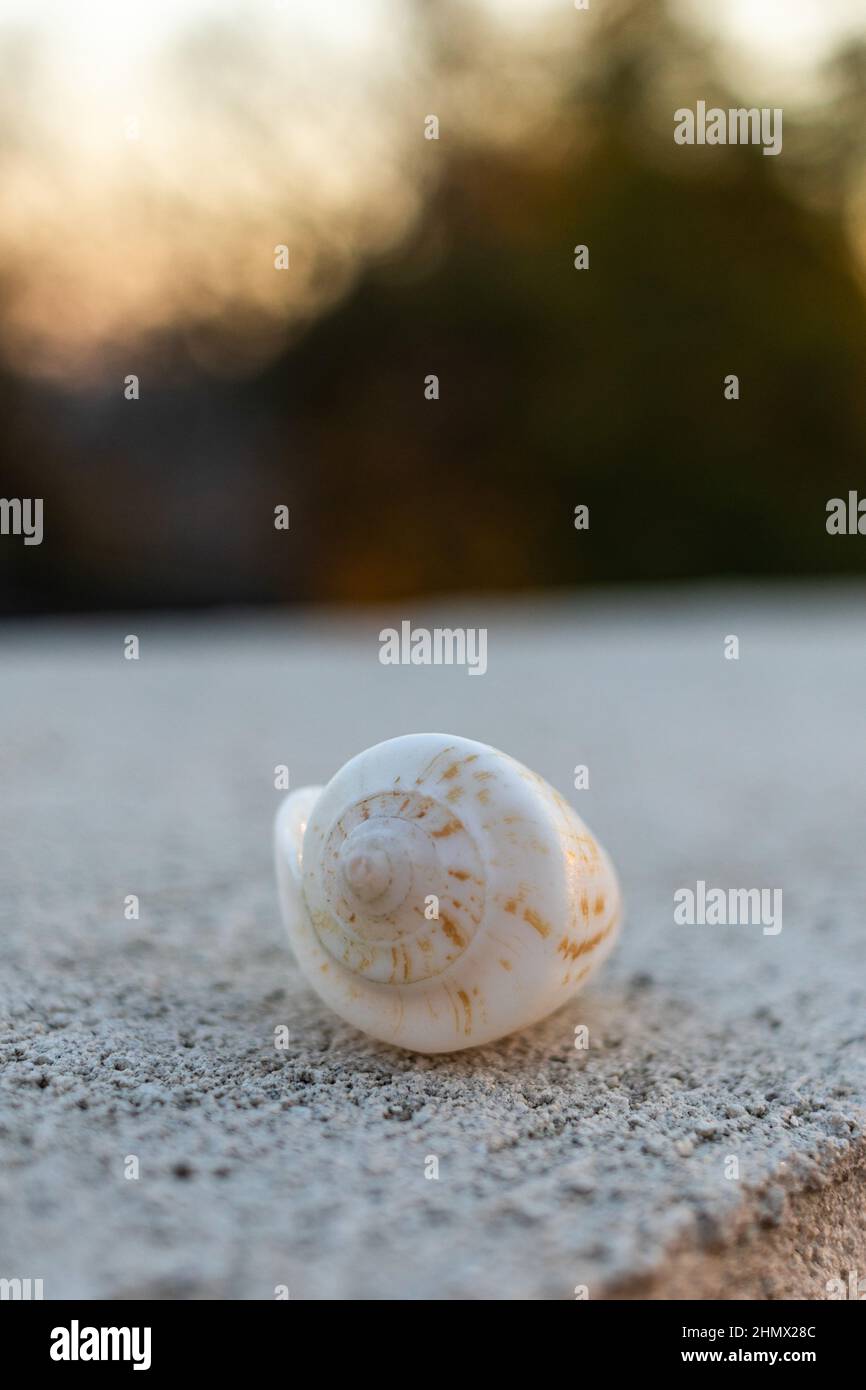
[2,0,866,613]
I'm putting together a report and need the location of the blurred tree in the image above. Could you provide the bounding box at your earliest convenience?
[2,0,866,612]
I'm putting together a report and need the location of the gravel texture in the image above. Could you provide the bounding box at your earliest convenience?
[1,584,864,1300]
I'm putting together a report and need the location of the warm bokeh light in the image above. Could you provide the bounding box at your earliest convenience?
[0,0,865,382]
[0,0,423,380]
[678,0,866,74]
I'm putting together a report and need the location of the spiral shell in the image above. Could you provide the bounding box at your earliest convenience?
[275,733,621,1053]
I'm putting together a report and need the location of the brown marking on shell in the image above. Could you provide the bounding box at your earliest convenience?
[439,762,461,782]
[559,914,618,963]
[457,988,472,1034]
[418,937,432,952]
[473,768,493,781]
[580,892,590,920]
[446,785,464,803]
[449,869,470,881]
[440,914,466,950]
[402,947,411,981]
[570,834,602,866]
[431,818,462,838]
[593,894,605,916]
[415,746,458,785]
[523,907,551,939]
[444,984,461,1033]
[504,898,518,915]
[499,959,513,971]
[476,788,491,805]
[320,963,329,971]
[582,915,618,955]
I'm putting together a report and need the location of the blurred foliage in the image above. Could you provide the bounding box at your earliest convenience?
[3,0,866,612]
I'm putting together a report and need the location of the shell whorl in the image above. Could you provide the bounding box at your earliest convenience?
[304,776,485,985]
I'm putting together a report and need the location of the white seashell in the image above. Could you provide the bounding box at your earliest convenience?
[274,733,622,1053]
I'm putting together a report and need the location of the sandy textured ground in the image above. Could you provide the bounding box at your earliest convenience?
[1,585,864,1299]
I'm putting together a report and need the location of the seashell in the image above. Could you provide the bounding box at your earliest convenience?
[274,733,622,1053]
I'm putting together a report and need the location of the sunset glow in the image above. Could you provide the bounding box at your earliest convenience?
[0,0,863,382]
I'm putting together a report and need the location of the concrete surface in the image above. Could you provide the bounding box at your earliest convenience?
[1,583,864,1300]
